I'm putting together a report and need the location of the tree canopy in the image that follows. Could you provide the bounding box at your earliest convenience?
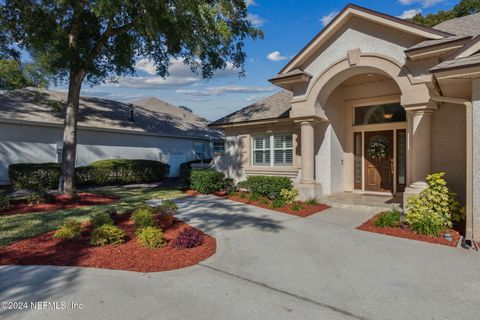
[0,0,261,195]
[410,0,480,27]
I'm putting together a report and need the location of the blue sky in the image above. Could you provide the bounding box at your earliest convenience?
[58,0,458,121]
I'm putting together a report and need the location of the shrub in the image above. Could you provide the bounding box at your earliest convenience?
[131,206,156,230]
[160,199,178,211]
[239,192,247,199]
[90,211,114,228]
[260,198,270,206]
[0,193,10,211]
[8,163,60,190]
[75,159,169,186]
[291,203,303,211]
[236,180,250,191]
[409,214,445,237]
[271,198,286,208]
[246,176,293,200]
[406,173,464,236]
[249,193,260,202]
[280,188,299,205]
[53,220,82,240]
[179,158,212,182]
[136,226,166,248]
[305,198,318,205]
[90,225,126,246]
[374,209,401,228]
[175,228,204,248]
[189,170,225,194]
[26,190,55,205]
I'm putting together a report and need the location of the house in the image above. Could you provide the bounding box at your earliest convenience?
[0,88,223,183]
[210,4,480,242]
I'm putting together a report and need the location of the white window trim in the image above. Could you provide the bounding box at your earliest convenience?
[252,133,293,167]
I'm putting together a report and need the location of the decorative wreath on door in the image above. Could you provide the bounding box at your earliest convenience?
[367,135,390,160]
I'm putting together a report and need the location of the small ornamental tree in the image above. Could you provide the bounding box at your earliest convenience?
[0,0,261,196]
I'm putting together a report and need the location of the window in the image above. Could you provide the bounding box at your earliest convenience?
[252,134,293,166]
[253,135,271,166]
[193,141,206,159]
[354,103,406,126]
[213,140,225,154]
[274,135,293,165]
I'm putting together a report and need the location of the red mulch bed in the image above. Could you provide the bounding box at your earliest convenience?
[357,213,461,247]
[0,193,118,216]
[213,191,330,217]
[0,215,216,273]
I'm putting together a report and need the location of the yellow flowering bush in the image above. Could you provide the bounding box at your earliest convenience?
[280,188,299,205]
[406,172,464,236]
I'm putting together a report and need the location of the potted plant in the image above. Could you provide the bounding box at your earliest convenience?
[155,199,177,229]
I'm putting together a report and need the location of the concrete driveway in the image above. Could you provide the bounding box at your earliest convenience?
[1,195,479,320]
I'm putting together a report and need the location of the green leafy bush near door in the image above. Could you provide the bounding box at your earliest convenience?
[406,173,464,237]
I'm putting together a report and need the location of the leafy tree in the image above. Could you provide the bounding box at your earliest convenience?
[0,59,48,90]
[0,0,261,196]
[0,60,30,90]
[410,0,480,27]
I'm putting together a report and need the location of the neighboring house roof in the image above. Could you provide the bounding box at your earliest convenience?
[434,12,480,37]
[0,88,223,140]
[209,90,292,127]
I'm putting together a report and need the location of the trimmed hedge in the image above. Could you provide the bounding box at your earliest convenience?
[9,163,60,190]
[75,159,169,186]
[8,159,169,190]
[189,169,225,194]
[179,159,212,182]
[245,176,293,200]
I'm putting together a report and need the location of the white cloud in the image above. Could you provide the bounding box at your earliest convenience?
[247,13,266,27]
[245,0,256,6]
[398,0,446,8]
[108,58,239,89]
[267,51,288,62]
[320,11,338,27]
[177,86,276,97]
[246,94,270,102]
[398,9,422,19]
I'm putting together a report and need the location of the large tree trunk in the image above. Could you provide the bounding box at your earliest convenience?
[58,70,85,196]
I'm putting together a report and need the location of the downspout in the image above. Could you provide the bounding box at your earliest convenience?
[430,88,474,246]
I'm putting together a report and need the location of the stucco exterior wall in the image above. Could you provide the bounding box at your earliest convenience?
[431,103,467,201]
[302,17,420,88]
[213,123,301,182]
[472,79,480,240]
[0,122,211,184]
[315,87,345,195]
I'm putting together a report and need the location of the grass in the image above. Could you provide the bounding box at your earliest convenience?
[0,186,183,247]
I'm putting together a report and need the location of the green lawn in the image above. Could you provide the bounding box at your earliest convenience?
[0,186,183,247]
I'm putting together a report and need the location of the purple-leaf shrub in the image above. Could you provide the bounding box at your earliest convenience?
[175,228,204,249]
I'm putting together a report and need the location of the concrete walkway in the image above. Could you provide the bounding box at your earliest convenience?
[1,195,479,320]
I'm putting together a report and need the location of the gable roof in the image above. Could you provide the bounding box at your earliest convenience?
[0,88,223,140]
[209,90,292,127]
[434,12,480,37]
[279,3,452,74]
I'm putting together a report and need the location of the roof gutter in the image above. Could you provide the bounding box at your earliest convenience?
[429,93,475,246]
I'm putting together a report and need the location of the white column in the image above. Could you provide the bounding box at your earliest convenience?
[409,109,433,189]
[403,108,434,210]
[300,121,315,184]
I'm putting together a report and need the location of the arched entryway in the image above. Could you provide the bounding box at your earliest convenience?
[291,52,435,199]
